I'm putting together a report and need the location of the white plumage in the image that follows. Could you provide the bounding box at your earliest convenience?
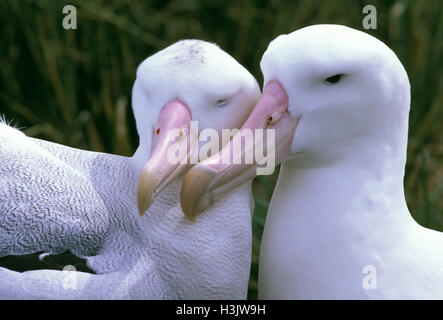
[0,39,260,299]
[181,25,443,299]
[257,25,429,299]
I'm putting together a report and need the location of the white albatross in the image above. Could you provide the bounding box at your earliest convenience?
[180,24,443,299]
[0,39,260,299]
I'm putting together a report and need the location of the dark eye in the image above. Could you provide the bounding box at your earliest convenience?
[325,74,343,84]
[216,98,230,107]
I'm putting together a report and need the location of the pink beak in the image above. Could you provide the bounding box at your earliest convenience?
[137,99,194,216]
[180,80,299,221]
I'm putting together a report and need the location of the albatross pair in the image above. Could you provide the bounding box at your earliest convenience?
[2,24,440,300]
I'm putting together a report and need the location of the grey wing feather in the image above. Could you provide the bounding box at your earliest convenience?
[0,123,137,260]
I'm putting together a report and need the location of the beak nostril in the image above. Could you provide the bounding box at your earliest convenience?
[156,128,160,135]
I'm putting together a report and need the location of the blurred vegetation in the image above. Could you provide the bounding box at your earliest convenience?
[0,0,442,299]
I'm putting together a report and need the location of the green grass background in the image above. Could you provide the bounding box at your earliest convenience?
[0,0,442,299]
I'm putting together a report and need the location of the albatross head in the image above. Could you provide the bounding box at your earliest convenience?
[132,40,260,216]
[181,24,411,220]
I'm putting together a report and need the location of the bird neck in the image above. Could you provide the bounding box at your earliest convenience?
[272,154,413,238]
[129,140,151,174]
[259,150,421,299]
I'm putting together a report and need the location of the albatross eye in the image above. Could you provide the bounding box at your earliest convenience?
[216,98,230,108]
[325,74,343,84]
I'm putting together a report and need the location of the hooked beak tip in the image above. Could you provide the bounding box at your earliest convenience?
[138,202,148,217]
[180,164,216,222]
[136,167,158,217]
[137,190,152,217]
